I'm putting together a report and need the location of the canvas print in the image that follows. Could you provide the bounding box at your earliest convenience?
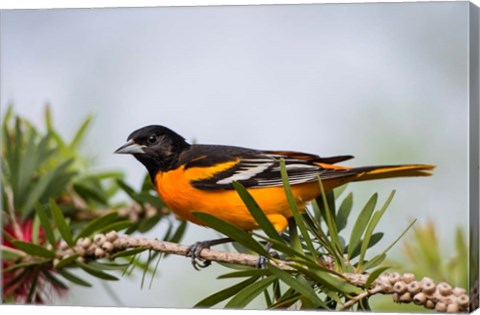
[1,1,479,313]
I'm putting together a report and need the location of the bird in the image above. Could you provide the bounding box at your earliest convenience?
[115,125,435,268]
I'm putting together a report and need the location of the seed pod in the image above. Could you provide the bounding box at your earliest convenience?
[87,243,97,254]
[106,231,118,242]
[457,294,469,308]
[95,247,106,258]
[79,237,92,248]
[447,302,459,313]
[407,281,421,294]
[435,302,447,312]
[394,281,407,294]
[453,287,467,296]
[388,272,401,284]
[74,246,85,256]
[438,282,452,296]
[59,240,69,250]
[420,278,436,294]
[413,292,427,305]
[94,234,107,245]
[425,300,435,309]
[101,241,114,252]
[402,273,415,284]
[399,292,412,303]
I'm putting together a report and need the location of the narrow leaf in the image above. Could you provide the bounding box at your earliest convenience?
[232,181,284,244]
[50,199,74,246]
[76,212,118,241]
[54,254,81,270]
[336,192,353,232]
[34,203,57,248]
[11,241,56,259]
[111,247,149,259]
[348,193,377,259]
[70,115,92,148]
[58,269,92,287]
[358,191,395,269]
[366,266,391,288]
[76,261,119,281]
[279,159,318,261]
[267,264,326,308]
[226,276,276,308]
[193,212,269,257]
[195,276,259,307]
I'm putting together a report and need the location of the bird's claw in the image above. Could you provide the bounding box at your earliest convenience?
[256,250,280,269]
[186,241,212,271]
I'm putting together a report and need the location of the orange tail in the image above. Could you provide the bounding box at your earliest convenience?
[352,164,436,182]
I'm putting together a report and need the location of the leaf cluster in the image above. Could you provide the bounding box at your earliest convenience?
[1,106,186,303]
[193,159,417,310]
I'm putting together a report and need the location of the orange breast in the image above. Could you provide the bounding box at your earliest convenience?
[154,164,338,231]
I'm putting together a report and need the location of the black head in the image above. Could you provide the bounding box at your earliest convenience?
[115,125,190,179]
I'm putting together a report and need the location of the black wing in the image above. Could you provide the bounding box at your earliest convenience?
[180,145,354,190]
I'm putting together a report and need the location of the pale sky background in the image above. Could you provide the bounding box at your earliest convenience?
[0,1,473,309]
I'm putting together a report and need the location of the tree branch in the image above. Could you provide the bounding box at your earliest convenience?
[53,231,470,313]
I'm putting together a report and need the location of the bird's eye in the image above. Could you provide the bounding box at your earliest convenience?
[147,135,157,145]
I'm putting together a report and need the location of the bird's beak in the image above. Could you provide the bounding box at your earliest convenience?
[114,139,146,154]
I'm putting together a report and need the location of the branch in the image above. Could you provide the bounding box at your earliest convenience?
[54,231,470,313]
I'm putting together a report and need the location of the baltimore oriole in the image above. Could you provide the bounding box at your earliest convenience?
[115,125,434,268]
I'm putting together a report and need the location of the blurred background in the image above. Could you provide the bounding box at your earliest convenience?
[1,1,471,309]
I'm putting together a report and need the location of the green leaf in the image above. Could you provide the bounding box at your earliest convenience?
[218,269,271,279]
[73,180,108,205]
[138,215,162,233]
[348,232,384,260]
[49,199,74,246]
[279,159,318,261]
[57,269,92,287]
[32,214,41,245]
[168,220,188,243]
[70,115,92,149]
[348,193,377,259]
[97,221,132,234]
[358,191,395,269]
[1,246,26,259]
[336,192,353,232]
[195,276,259,307]
[76,212,118,240]
[111,247,149,259]
[116,179,144,205]
[41,269,69,290]
[226,276,276,308]
[34,203,57,248]
[54,254,81,270]
[88,261,130,270]
[192,212,269,257]
[232,181,284,244]
[366,266,391,288]
[11,241,56,259]
[22,159,74,216]
[266,264,326,308]
[76,261,119,281]
[363,253,387,270]
[315,177,343,261]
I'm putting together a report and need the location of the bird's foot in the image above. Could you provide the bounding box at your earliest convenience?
[185,237,233,271]
[256,250,280,269]
[185,241,212,270]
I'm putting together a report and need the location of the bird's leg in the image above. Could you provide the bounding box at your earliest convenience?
[256,241,281,269]
[186,237,233,270]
